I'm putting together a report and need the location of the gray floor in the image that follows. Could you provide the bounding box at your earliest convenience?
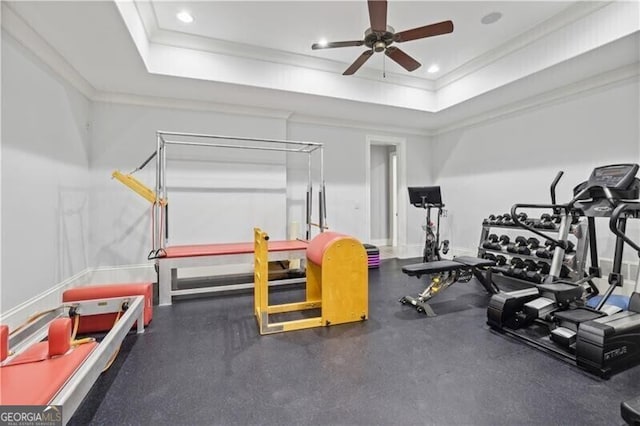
[71,259,639,425]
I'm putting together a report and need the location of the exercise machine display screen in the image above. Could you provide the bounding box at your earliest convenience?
[408,186,443,208]
[588,164,639,189]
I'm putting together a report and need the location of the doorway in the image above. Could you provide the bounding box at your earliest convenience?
[366,135,406,257]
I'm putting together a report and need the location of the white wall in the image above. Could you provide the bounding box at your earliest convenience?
[431,79,640,270]
[287,121,431,250]
[370,145,389,243]
[89,102,288,267]
[1,33,91,311]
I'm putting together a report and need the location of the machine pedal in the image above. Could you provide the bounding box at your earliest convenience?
[551,326,576,348]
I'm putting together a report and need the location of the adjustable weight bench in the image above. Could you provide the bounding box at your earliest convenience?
[400,256,498,316]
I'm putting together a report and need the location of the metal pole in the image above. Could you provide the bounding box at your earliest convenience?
[154,133,161,253]
[164,140,313,153]
[307,151,312,240]
[319,145,326,232]
[157,131,322,147]
[162,137,168,250]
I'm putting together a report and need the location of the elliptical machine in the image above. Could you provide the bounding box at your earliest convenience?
[488,164,640,378]
[408,186,449,262]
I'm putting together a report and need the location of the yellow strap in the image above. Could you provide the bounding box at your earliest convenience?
[101,308,123,373]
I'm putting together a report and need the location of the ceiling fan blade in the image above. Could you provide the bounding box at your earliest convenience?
[394,20,454,43]
[368,0,387,32]
[311,40,365,50]
[343,50,374,75]
[385,46,421,72]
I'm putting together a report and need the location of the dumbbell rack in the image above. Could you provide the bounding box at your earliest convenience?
[477,217,590,286]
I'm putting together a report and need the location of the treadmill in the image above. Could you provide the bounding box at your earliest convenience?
[615,202,640,424]
[487,164,640,378]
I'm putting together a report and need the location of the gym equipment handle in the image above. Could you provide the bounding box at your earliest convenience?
[609,202,640,255]
[550,170,564,207]
[510,203,570,249]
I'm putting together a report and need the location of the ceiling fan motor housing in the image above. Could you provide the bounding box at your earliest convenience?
[365,26,395,51]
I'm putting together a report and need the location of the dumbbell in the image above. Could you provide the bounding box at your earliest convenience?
[539,213,556,229]
[482,234,502,250]
[498,213,514,226]
[504,258,527,279]
[495,255,507,266]
[493,257,522,276]
[537,262,551,275]
[498,235,510,246]
[483,253,497,262]
[483,214,497,225]
[522,260,545,284]
[536,240,556,258]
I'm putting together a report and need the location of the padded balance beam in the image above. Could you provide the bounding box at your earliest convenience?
[254,228,368,335]
[157,240,309,305]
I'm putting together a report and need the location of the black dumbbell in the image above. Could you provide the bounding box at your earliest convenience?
[483,214,496,225]
[483,253,497,262]
[522,260,544,283]
[539,213,556,229]
[499,235,510,245]
[513,236,531,255]
[537,262,551,274]
[482,234,502,250]
[517,212,528,222]
[500,213,514,226]
[505,258,527,279]
[551,213,562,223]
[527,237,540,250]
[535,246,553,258]
[495,255,507,266]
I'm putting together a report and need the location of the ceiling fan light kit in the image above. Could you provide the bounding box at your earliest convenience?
[311,0,454,76]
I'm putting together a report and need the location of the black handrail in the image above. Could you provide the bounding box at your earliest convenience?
[550,171,564,208]
[609,202,640,255]
[510,203,570,248]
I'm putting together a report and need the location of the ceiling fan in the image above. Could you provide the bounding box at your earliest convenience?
[311,0,454,76]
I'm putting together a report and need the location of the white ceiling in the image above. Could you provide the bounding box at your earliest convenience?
[149,1,573,78]
[3,1,639,134]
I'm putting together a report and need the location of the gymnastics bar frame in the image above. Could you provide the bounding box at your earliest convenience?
[6,295,145,425]
[150,130,327,256]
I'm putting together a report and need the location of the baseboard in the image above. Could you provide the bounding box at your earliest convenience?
[370,239,389,247]
[0,264,156,331]
[0,267,92,330]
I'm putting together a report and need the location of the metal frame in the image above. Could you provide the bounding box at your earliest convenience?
[4,296,145,425]
[151,131,326,255]
[158,248,307,306]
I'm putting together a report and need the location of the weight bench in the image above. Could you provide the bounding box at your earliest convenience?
[400,256,498,316]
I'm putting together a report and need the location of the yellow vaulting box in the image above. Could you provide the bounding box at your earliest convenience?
[254,228,368,335]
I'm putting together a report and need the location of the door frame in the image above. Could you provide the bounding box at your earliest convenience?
[365,135,407,249]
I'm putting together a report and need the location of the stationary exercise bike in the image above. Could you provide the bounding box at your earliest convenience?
[399,187,497,316]
[408,186,449,263]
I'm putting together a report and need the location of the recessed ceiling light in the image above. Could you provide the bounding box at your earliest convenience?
[427,64,440,74]
[318,38,328,47]
[177,11,194,24]
[481,12,502,25]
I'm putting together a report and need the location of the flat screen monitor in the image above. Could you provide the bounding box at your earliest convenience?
[408,186,443,208]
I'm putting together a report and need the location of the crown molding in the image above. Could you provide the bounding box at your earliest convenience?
[434,62,640,136]
[436,1,612,90]
[287,113,433,138]
[134,0,436,92]
[1,2,96,99]
[92,91,294,121]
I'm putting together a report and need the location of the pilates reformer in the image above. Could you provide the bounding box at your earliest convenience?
[400,257,499,316]
[113,131,329,305]
[0,295,145,424]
